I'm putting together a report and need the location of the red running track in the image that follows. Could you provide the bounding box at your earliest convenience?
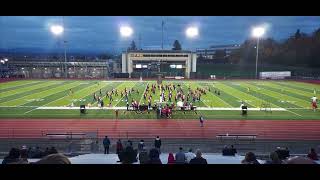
[0,119,320,140]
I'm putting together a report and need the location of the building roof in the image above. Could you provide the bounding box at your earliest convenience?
[123,50,193,53]
[210,44,241,48]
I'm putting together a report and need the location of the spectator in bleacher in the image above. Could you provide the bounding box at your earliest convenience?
[284,156,317,164]
[275,147,290,160]
[285,147,290,158]
[175,147,187,164]
[128,140,133,147]
[35,153,71,164]
[189,149,208,164]
[103,136,111,154]
[167,152,175,164]
[139,147,149,164]
[27,147,34,158]
[43,147,50,158]
[49,147,58,154]
[34,147,43,158]
[307,148,319,161]
[121,145,137,164]
[154,136,162,154]
[265,152,282,164]
[20,147,29,164]
[185,148,196,163]
[138,140,145,152]
[222,145,232,156]
[116,139,123,155]
[241,152,260,164]
[231,145,237,155]
[147,148,162,164]
[222,145,236,156]
[2,148,21,164]
[91,140,99,153]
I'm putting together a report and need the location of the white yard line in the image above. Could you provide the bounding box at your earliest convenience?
[0,81,61,100]
[244,82,308,108]
[0,106,39,108]
[207,83,258,108]
[23,108,39,114]
[53,82,109,107]
[23,82,94,114]
[138,83,147,104]
[3,81,80,106]
[31,106,288,111]
[285,109,302,117]
[220,82,286,109]
[202,83,233,108]
[0,81,42,91]
[101,80,153,83]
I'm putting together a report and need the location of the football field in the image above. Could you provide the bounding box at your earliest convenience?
[0,79,319,120]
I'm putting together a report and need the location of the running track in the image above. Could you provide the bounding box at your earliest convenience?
[0,119,320,140]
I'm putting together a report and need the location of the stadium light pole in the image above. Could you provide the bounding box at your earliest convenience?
[185,26,199,78]
[0,60,3,77]
[120,26,134,77]
[252,27,265,79]
[0,58,9,77]
[4,58,8,68]
[50,24,67,78]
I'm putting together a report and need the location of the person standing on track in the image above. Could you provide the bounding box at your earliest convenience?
[311,95,318,112]
[199,115,204,127]
[103,136,111,154]
[115,109,119,119]
[154,136,162,154]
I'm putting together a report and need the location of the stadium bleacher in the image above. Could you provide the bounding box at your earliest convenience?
[1,143,319,164]
[2,152,320,164]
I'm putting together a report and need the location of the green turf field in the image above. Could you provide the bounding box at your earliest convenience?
[0,79,319,120]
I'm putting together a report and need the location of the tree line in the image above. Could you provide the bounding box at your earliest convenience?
[127,40,182,51]
[230,28,320,68]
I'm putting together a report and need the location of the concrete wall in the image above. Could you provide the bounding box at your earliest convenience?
[192,53,197,72]
[121,53,127,73]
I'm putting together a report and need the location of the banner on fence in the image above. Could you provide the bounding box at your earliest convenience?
[259,71,291,79]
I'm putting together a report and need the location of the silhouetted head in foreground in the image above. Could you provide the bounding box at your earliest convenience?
[35,153,71,164]
[284,156,316,164]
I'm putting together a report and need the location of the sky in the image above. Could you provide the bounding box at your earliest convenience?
[0,16,319,53]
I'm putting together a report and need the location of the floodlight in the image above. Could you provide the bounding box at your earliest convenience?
[50,25,64,35]
[120,26,133,37]
[186,27,199,38]
[252,27,265,38]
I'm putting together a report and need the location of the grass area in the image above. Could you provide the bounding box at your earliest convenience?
[0,79,319,120]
